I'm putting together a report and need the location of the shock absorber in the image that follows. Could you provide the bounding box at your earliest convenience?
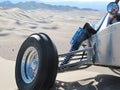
[60,27,89,65]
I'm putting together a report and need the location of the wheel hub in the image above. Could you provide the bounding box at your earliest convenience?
[31,60,37,71]
[21,47,39,83]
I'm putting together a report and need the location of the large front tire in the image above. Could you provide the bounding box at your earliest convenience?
[15,33,58,90]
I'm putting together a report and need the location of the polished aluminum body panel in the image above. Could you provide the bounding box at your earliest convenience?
[91,22,120,67]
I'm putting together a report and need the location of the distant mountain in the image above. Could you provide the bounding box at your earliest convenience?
[0,1,98,11]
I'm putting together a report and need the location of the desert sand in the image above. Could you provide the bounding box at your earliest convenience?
[0,8,103,60]
[0,8,120,90]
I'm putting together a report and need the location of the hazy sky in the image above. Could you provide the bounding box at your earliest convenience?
[40,0,112,2]
[0,0,113,3]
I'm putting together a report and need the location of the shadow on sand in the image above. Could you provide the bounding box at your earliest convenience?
[51,74,120,90]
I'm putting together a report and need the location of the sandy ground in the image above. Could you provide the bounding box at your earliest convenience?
[1,56,120,90]
[0,8,103,61]
[0,8,120,90]
[0,57,17,90]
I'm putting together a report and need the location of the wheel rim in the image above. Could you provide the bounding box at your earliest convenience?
[21,47,39,84]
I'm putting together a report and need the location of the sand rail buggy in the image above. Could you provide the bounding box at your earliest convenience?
[15,0,120,90]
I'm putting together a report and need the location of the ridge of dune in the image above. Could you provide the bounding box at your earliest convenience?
[0,8,103,60]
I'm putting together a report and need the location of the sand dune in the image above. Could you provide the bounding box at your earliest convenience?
[0,8,103,60]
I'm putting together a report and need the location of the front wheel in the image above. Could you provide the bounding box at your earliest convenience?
[15,33,58,90]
